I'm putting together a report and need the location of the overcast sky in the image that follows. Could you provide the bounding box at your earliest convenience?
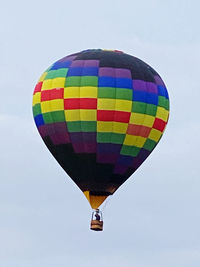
[1,0,200,266]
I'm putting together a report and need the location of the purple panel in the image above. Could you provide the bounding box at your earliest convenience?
[50,133,70,145]
[73,142,96,153]
[114,164,129,175]
[115,68,132,78]
[84,60,99,67]
[70,132,96,143]
[71,60,85,67]
[133,80,158,94]
[131,157,143,169]
[154,75,165,87]
[38,122,69,137]
[97,153,118,164]
[97,143,121,153]
[99,67,132,78]
[146,82,158,94]
[38,124,50,137]
[137,148,151,160]
[55,122,69,133]
[71,59,99,68]
[38,124,55,137]
[58,55,77,62]
[133,80,146,91]
[99,67,115,77]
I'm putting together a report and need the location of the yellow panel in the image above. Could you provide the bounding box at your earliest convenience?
[148,128,162,142]
[80,110,96,121]
[38,72,47,82]
[113,122,128,134]
[65,110,80,121]
[80,86,97,98]
[130,113,155,127]
[129,113,145,125]
[143,115,155,127]
[32,92,41,105]
[135,136,146,147]
[84,191,108,209]
[156,107,169,122]
[97,99,115,110]
[41,79,53,90]
[97,121,113,132]
[50,99,64,111]
[64,87,80,98]
[52,77,66,88]
[41,99,64,113]
[124,134,146,147]
[41,101,51,113]
[115,99,132,112]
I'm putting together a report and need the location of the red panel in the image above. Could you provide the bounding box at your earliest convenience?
[64,98,79,109]
[34,82,42,94]
[97,110,131,123]
[64,98,97,110]
[153,118,166,132]
[80,98,97,109]
[41,88,64,101]
[127,124,151,137]
[51,88,64,99]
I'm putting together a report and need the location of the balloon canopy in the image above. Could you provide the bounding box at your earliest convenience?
[32,49,169,209]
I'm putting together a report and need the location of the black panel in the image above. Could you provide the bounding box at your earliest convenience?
[75,50,157,82]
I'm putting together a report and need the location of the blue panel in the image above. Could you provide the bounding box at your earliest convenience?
[82,67,99,76]
[67,67,83,76]
[98,76,115,87]
[117,155,134,166]
[97,143,121,153]
[158,85,169,99]
[34,114,44,127]
[133,91,146,102]
[137,148,151,160]
[50,61,71,70]
[146,93,158,105]
[116,78,132,89]
[133,91,158,105]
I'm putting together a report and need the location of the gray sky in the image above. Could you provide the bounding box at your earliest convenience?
[1,0,200,266]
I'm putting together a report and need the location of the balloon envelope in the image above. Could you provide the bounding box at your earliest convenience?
[32,49,169,209]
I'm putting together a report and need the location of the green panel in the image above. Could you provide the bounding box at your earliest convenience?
[67,121,96,132]
[132,102,157,116]
[110,133,125,144]
[98,87,116,98]
[143,139,157,151]
[81,121,96,132]
[55,68,68,78]
[97,132,124,144]
[43,112,53,124]
[116,88,133,100]
[45,70,57,79]
[33,103,41,117]
[65,76,81,87]
[121,145,140,157]
[80,76,98,86]
[132,101,146,113]
[158,96,169,110]
[51,111,65,122]
[43,111,65,124]
[97,132,112,143]
[146,104,157,116]
[67,121,81,132]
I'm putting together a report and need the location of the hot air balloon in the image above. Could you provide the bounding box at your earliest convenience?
[32,49,169,231]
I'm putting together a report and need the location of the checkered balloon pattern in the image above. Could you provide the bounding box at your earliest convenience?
[33,49,169,206]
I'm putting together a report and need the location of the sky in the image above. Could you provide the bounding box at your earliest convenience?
[0,0,200,266]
